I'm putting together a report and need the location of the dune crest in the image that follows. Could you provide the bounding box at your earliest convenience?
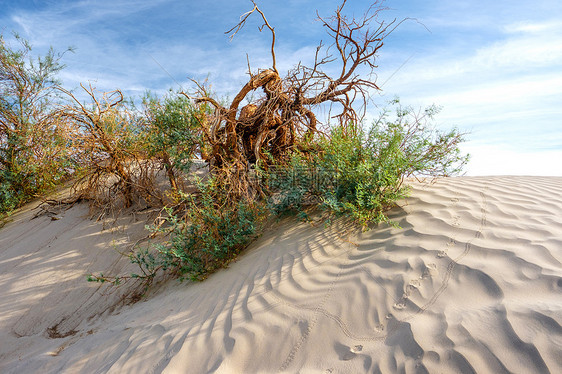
[1,176,561,373]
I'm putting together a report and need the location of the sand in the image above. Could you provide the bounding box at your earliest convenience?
[0,176,561,373]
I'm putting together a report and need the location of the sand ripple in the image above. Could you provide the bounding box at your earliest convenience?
[1,176,561,373]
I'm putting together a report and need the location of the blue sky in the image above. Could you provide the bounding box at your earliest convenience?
[2,0,561,175]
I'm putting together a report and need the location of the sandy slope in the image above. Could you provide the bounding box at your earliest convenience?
[0,176,561,373]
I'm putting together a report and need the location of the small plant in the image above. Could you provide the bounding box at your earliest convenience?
[151,176,267,281]
[88,174,268,285]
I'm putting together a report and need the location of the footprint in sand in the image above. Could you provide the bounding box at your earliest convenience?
[423,264,437,278]
[393,301,407,310]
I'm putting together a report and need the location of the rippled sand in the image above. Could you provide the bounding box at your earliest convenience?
[1,176,561,373]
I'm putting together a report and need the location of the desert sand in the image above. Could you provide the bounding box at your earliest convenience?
[0,176,561,373]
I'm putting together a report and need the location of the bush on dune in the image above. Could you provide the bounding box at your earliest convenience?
[151,176,267,281]
[0,33,74,215]
[1,2,468,289]
[265,99,468,228]
[142,93,203,192]
[89,97,467,286]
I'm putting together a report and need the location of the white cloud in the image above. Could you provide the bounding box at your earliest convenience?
[475,26,562,70]
[463,144,562,176]
[381,18,562,87]
[503,20,562,34]
[425,74,562,123]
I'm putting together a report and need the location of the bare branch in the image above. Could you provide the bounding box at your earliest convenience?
[188,1,404,197]
[225,1,278,73]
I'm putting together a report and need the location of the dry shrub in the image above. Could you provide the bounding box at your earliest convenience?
[58,84,158,209]
[184,0,404,200]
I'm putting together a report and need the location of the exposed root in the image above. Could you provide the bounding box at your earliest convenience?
[184,0,400,200]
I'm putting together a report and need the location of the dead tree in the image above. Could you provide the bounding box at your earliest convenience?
[183,0,401,198]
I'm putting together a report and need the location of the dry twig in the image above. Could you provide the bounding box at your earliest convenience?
[184,1,399,199]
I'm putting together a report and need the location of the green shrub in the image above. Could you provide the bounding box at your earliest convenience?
[143,93,203,191]
[0,33,73,214]
[0,170,24,213]
[318,122,406,227]
[142,176,266,281]
[265,99,469,227]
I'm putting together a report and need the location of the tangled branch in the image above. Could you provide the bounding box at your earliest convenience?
[57,84,153,208]
[183,1,400,199]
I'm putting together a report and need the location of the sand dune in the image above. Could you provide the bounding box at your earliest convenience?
[1,176,561,373]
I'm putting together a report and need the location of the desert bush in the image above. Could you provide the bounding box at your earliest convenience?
[0,33,73,214]
[88,2,469,287]
[58,84,152,208]
[89,174,267,286]
[143,93,203,191]
[112,98,468,286]
[151,176,267,281]
[265,99,469,227]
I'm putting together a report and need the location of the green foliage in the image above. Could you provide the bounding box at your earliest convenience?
[0,170,24,213]
[318,121,407,227]
[0,33,73,214]
[265,99,469,228]
[139,176,267,281]
[87,247,165,291]
[143,93,202,190]
[368,99,468,178]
